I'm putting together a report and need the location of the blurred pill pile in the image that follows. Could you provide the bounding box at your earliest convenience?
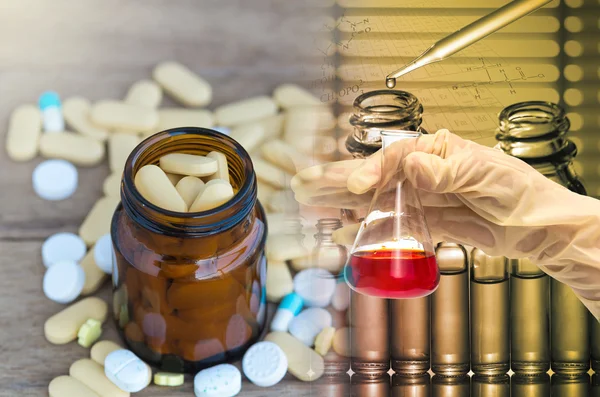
[5,61,351,396]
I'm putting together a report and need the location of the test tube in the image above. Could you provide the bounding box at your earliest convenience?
[511,374,550,397]
[431,243,470,376]
[550,374,590,397]
[350,373,391,397]
[391,374,430,397]
[471,375,510,397]
[390,296,431,375]
[349,292,390,375]
[431,375,470,397]
[592,314,600,372]
[551,279,590,375]
[470,248,509,376]
[509,257,550,374]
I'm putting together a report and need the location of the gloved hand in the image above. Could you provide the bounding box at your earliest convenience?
[291,129,600,320]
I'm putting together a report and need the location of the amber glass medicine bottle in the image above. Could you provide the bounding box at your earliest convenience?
[111,128,267,373]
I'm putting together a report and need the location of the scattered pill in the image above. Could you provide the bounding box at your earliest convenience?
[80,248,108,295]
[6,104,42,161]
[79,196,121,246]
[293,268,336,307]
[39,132,105,166]
[271,292,303,331]
[261,139,310,174]
[242,341,288,387]
[39,91,65,133]
[108,133,140,173]
[266,234,308,262]
[273,84,321,108]
[153,61,212,107]
[44,297,108,344]
[314,326,335,356]
[151,108,214,135]
[332,327,350,357]
[103,173,121,198]
[105,349,152,393]
[91,340,123,366]
[154,372,184,387]
[214,96,277,127]
[135,165,188,212]
[78,319,103,348]
[125,80,162,108]
[259,114,285,140]
[229,122,266,153]
[288,307,332,346]
[43,260,85,304]
[49,375,100,397]
[189,179,234,212]
[159,153,218,177]
[257,182,277,207]
[253,158,292,189]
[91,100,158,133]
[193,363,241,397]
[284,106,335,139]
[264,332,324,382]
[175,176,205,208]
[63,97,109,141]
[266,262,294,303]
[70,358,129,397]
[206,151,229,182]
[42,232,86,268]
[331,279,350,311]
[32,159,78,201]
[93,234,114,274]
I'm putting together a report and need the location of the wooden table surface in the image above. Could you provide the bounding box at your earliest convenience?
[0,1,348,395]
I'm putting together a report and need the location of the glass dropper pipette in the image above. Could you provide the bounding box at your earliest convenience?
[385,0,553,88]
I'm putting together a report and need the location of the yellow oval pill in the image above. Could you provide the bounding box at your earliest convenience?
[135,165,188,212]
[39,132,105,166]
[91,340,123,366]
[44,297,108,345]
[6,104,42,161]
[49,375,100,397]
[314,326,335,356]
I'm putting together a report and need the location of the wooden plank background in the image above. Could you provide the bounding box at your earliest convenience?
[0,1,353,395]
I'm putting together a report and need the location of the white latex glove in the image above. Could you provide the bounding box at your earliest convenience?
[291,129,600,320]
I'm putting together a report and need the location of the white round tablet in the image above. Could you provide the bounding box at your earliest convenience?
[94,233,114,274]
[242,341,287,387]
[293,268,336,307]
[32,159,78,201]
[43,260,85,304]
[288,307,333,346]
[194,363,241,397]
[41,232,87,268]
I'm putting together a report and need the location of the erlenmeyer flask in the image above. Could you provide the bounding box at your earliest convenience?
[344,130,440,299]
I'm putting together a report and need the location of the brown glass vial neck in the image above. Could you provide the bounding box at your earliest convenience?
[121,128,257,237]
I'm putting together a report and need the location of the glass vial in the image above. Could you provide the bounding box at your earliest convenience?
[497,101,589,375]
[593,316,600,372]
[509,257,550,374]
[470,249,509,376]
[551,374,590,397]
[431,375,470,397]
[511,374,550,397]
[345,90,426,376]
[391,374,430,397]
[431,243,470,376]
[313,218,347,274]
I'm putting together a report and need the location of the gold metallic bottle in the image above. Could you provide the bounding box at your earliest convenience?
[345,90,425,376]
[391,374,430,397]
[592,315,600,372]
[509,257,550,374]
[390,297,430,375]
[350,374,391,397]
[470,248,509,376]
[592,374,600,397]
[497,101,589,375]
[551,374,590,397]
[431,243,470,376]
[431,375,470,397]
[471,375,510,397]
[511,374,550,397]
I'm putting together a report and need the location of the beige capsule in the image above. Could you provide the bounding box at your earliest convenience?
[80,248,108,296]
[49,376,100,397]
[153,61,212,107]
[229,122,267,153]
[39,132,105,166]
[63,97,109,141]
[124,80,162,109]
[147,108,214,136]
[70,359,129,397]
[261,139,310,173]
[44,297,108,344]
[79,196,121,246]
[6,104,42,161]
[159,153,218,177]
[90,340,123,366]
[189,179,234,212]
[253,159,292,189]
[108,133,140,173]
[175,176,205,208]
[135,165,188,212]
[103,173,122,198]
[206,151,229,182]
[273,83,321,108]
[215,96,277,127]
[91,100,158,133]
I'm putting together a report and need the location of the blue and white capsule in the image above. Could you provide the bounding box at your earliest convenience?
[270,292,303,332]
[39,91,64,133]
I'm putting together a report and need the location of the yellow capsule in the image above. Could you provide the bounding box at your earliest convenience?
[153,372,185,387]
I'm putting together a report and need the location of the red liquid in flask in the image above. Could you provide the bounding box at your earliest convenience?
[346,249,440,299]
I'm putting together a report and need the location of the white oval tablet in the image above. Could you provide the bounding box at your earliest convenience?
[43,261,85,304]
[42,232,87,268]
[194,364,241,397]
[105,349,151,393]
[288,307,332,346]
[33,159,78,201]
[93,234,114,274]
[242,341,287,387]
[293,268,336,307]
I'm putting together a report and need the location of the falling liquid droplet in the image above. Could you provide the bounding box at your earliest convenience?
[386,77,396,89]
